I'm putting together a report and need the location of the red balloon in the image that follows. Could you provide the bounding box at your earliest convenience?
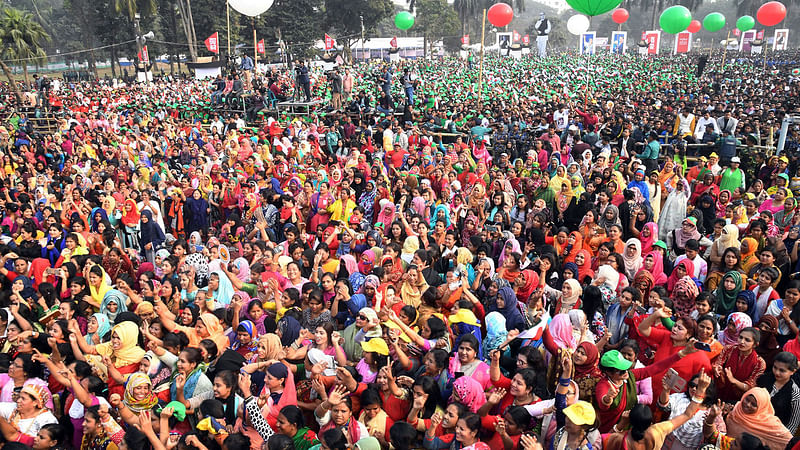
[687,19,701,33]
[757,1,786,26]
[487,2,513,27]
[611,8,629,24]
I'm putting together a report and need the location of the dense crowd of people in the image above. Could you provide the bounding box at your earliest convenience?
[0,50,800,450]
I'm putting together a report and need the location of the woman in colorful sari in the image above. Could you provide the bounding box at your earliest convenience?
[119,199,140,250]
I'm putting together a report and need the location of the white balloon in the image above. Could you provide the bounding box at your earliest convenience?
[228,0,275,17]
[567,14,590,36]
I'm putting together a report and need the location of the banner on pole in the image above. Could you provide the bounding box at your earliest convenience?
[138,45,150,64]
[740,29,756,53]
[580,31,596,55]
[774,29,789,51]
[461,34,470,45]
[390,36,398,48]
[674,31,692,54]
[512,30,521,42]
[733,29,741,37]
[643,30,661,55]
[204,32,219,53]
[257,39,265,54]
[522,34,530,45]
[756,29,764,39]
[610,31,627,54]
[324,34,335,50]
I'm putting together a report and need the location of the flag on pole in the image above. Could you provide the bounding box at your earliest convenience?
[138,45,150,64]
[513,30,521,42]
[324,34,335,50]
[257,39,265,54]
[522,34,530,45]
[461,35,470,45]
[756,29,764,39]
[204,32,219,53]
[733,29,741,37]
[390,36,398,48]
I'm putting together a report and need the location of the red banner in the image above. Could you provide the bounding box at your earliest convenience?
[390,36,398,48]
[512,30,521,42]
[461,34,470,45]
[138,45,150,64]
[757,29,764,39]
[257,39,265,54]
[522,34,530,45]
[674,31,691,53]
[644,31,660,55]
[324,34,335,50]
[733,29,741,37]
[204,32,219,53]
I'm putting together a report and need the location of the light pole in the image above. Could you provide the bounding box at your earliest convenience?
[133,13,143,67]
[360,14,365,62]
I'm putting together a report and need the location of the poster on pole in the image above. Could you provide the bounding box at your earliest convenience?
[496,32,511,49]
[611,31,627,54]
[740,30,756,53]
[580,31,596,54]
[774,29,789,51]
[674,31,692,54]
[644,30,661,55]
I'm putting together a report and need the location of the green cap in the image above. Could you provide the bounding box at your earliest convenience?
[600,350,632,371]
[653,240,667,250]
[160,401,187,421]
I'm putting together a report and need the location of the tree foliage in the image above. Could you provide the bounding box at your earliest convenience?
[323,0,394,49]
[0,6,50,99]
[416,0,462,54]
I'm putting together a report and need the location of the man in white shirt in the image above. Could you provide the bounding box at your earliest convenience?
[694,110,719,140]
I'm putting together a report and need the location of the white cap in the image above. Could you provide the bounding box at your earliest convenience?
[731,156,741,163]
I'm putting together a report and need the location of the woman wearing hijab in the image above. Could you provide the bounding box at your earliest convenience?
[621,238,643,281]
[755,316,782,368]
[638,222,658,255]
[185,189,210,238]
[718,312,753,347]
[657,177,690,241]
[482,312,507,357]
[84,313,111,345]
[667,217,701,259]
[80,321,146,397]
[598,204,622,232]
[119,199,140,250]
[721,387,794,450]
[139,209,165,264]
[572,341,603,403]
[100,289,128,323]
[277,316,301,347]
[714,271,744,316]
[666,259,695,294]
[488,286,525,332]
[708,224,740,272]
[450,376,486,413]
[157,308,230,352]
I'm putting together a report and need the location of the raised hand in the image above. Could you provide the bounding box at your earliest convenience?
[520,434,543,450]
[488,387,507,404]
[327,384,349,406]
[238,372,252,395]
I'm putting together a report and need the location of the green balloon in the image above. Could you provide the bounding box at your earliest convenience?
[659,5,692,34]
[703,12,726,32]
[565,0,622,16]
[395,11,414,30]
[736,15,755,31]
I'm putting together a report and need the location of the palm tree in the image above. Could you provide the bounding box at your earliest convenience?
[114,0,157,21]
[454,0,481,35]
[0,7,50,99]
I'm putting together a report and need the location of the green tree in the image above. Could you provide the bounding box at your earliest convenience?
[0,7,50,95]
[261,0,324,60]
[323,0,394,62]
[416,0,461,56]
[453,0,481,35]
